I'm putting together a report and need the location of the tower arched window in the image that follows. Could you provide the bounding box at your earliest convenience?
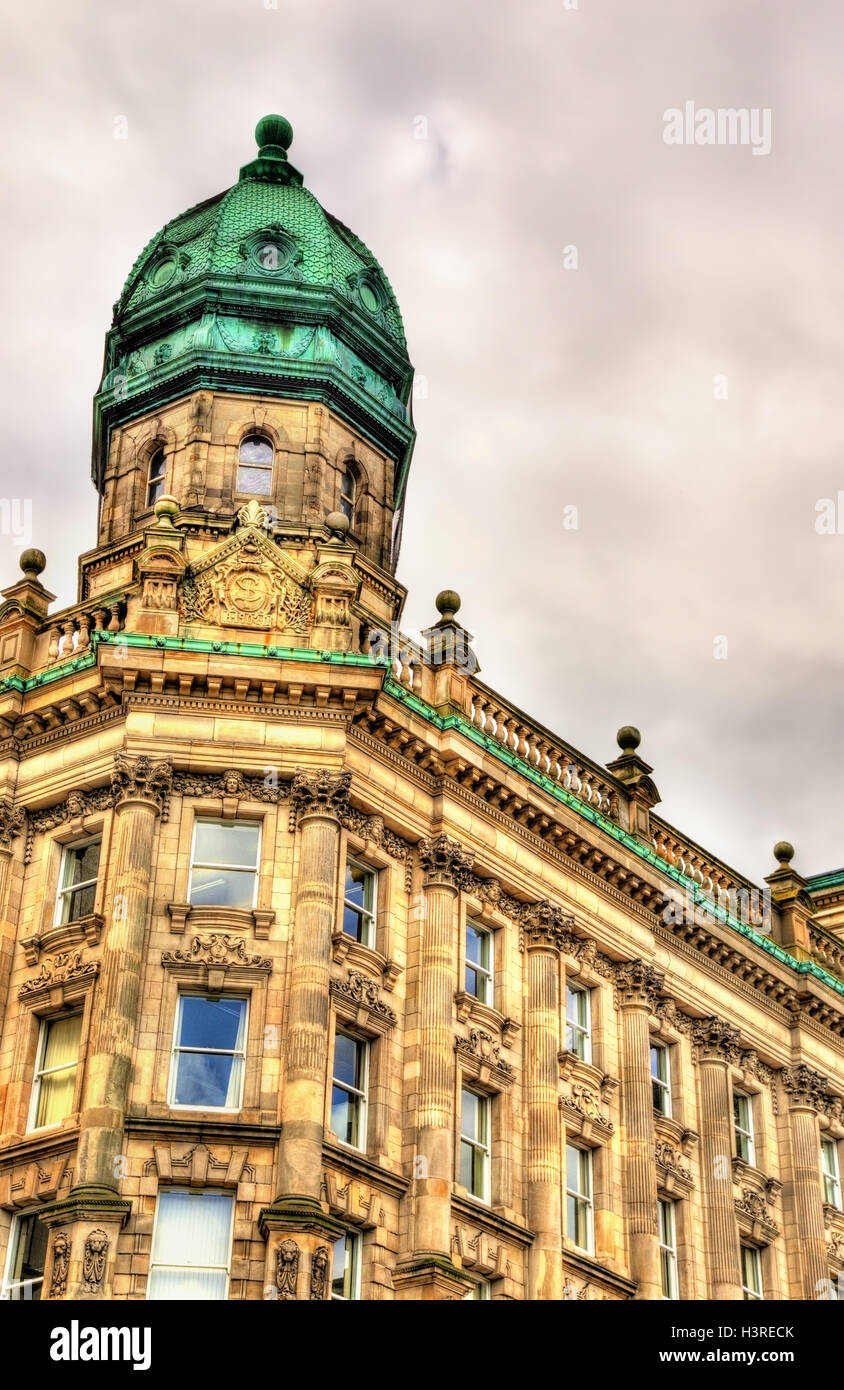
[237,435,273,497]
[340,467,356,524]
[146,449,166,507]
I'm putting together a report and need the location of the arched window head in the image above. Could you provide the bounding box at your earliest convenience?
[146,448,166,507]
[237,435,273,497]
[340,467,356,524]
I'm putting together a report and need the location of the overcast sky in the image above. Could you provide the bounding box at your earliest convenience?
[1,0,842,883]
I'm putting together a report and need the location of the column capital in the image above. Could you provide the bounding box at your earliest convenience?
[111,751,172,815]
[691,1015,743,1065]
[782,1061,829,1111]
[290,767,351,825]
[0,797,25,849]
[519,899,574,953]
[418,833,474,889]
[613,957,664,1008]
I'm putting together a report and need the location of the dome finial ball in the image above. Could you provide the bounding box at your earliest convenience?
[19,548,46,580]
[773,841,795,867]
[255,114,293,153]
[435,590,461,621]
[616,725,641,753]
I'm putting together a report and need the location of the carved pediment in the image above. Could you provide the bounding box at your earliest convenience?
[179,523,313,633]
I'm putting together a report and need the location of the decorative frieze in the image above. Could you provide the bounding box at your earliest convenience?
[331,968,397,1028]
[418,832,474,889]
[735,1188,780,1240]
[321,1169,392,1229]
[343,806,414,891]
[161,933,271,972]
[455,1026,514,1079]
[24,785,115,863]
[560,1080,614,1137]
[19,948,99,999]
[452,1222,511,1278]
[654,1138,693,1191]
[142,1142,254,1189]
[172,767,289,804]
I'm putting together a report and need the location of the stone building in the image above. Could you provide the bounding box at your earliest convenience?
[0,115,843,1303]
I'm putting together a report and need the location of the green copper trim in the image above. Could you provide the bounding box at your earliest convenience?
[382,677,844,999]
[806,869,844,892]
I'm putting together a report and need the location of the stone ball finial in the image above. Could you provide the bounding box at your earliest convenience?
[19,548,46,580]
[435,589,461,622]
[154,495,180,527]
[325,511,350,536]
[255,114,293,154]
[616,725,641,754]
[773,840,795,867]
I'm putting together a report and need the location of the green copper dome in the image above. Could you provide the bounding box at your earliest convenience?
[93,116,415,499]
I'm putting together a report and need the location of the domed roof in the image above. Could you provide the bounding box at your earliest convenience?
[116,116,406,349]
[93,115,415,495]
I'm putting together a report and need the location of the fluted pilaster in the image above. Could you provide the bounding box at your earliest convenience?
[523,900,568,1301]
[783,1063,831,1299]
[277,768,350,1201]
[692,1018,744,1300]
[615,959,663,1300]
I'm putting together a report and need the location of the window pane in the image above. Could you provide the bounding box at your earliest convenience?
[189,866,256,908]
[178,997,246,1052]
[333,1033,361,1090]
[152,1191,233,1266]
[344,862,373,913]
[342,904,366,941]
[41,1015,82,1071]
[466,925,484,968]
[236,465,273,496]
[148,450,166,480]
[239,436,273,465]
[173,1051,243,1108]
[650,1044,666,1081]
[61,883,97,923]
[331,1233,357,1299]
[459,1139,475,1192]
[147,1268,227,1300]
[331,1086,359,1146]
[35,1015,81,1127]
[194,822,259,868]
[462,1089,480,1142]
[8,1214,48,1299]
[35,1068,78,1128]
[61,841,100,888]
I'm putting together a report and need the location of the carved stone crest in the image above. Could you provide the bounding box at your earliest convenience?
[276,1239,300,1300]
[180,524,312,633]
[310,1245,329,1300]
[50,1230,70,1298]
[161,934,271,971]
[83,1229,109,1292]
[19,949,99,998]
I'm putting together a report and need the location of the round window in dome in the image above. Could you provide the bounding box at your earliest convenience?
[358,280,382,314]
[148,256,177,288]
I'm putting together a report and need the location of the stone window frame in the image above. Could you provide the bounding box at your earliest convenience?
[330,1225,363,1301]
[168,799,278,936]
[234,430,275,503]
[30,812,114,947]
[325,1012,374,1157]
[5,973,97,1140]
[149,965,269,1120]
[455,891,513,1038]
[1,1204,49,1301]
[335,829,396,970]
[561,951,609,1075]
[334,452,369,542]
[648,1011,688,1127]
[727,1066,772,1184]
[134,431,176,524]
[739,1239,765,1300]
[146,1185,237,1302]
[452,1062,513,1211]
[564,1138,596,1257]
[657,1195,680,1300]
